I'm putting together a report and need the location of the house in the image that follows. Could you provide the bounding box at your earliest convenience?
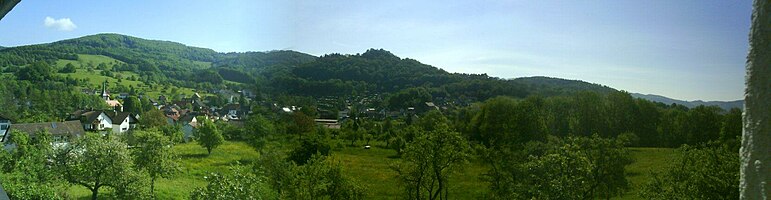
[3,120,85,150]
[76,111,113,131]
[178,114,199,142]
[0,115,11,142]
[107,112,139,134]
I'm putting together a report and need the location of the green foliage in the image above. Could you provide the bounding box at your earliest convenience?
[471,96,546,147]
[141,108,168,129]
[483,136,631,199]
[0,130,66,200]
[60,63,77,73]
[244,114,275,150]
[55,133,144,200]
[289,133,332,165]
[132,130,180,197]
[391,112,472,200]
[124,95,142,114]
[255,150,366,200]
[640,143,739,199]
[197,117,225,155]
[191,164,278,200]
[16,61,56,81]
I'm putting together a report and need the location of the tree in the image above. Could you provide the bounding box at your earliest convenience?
[391,122,471,200]
[60,63,77,73]
[133,130,180,197]
[640,144,739,199]
[55,133,142,200]
[197,117,224,155]
[123,95,142,114]
[244,114,275,150]
[0,130,66,200]
[16,61,55,81]
[191,165,278,200]
[288,133,332,165]
[141,108,168,129]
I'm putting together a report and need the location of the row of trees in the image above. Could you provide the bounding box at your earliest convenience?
[0,129,179,200]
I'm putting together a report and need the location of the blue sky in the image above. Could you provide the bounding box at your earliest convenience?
[0,0,751,101]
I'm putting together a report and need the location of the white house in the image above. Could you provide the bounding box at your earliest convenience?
[108,112,139,134]
[79,111,113,131]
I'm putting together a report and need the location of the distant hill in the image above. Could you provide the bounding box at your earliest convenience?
[631,93,743,110]
[0,33,734,105]
[511,76,617,96]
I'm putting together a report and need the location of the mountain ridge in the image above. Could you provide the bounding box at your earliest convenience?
[631,93,743,110]
[0,33,730,106]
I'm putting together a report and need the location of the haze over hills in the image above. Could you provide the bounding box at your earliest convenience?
[631,93,743,111]
[0,33,740,109]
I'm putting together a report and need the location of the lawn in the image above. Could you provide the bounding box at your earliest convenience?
[615,147,677,200]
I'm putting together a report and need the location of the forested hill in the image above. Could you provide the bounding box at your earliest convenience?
[512,76,617,96]
[0,33,629,101]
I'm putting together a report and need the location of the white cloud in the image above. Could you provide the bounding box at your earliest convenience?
[44,17,77,31]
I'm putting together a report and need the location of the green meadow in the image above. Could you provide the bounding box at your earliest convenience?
[64,141,675,199]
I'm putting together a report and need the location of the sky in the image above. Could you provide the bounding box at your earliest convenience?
[0,0,751,101]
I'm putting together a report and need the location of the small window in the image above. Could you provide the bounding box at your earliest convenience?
[0,125,7,130]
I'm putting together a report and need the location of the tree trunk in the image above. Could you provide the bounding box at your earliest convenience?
[91,187,99,200]
[151,177,156,199]
[741,0,771,199]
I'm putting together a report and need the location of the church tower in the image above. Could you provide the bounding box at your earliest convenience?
[101,80,110,101]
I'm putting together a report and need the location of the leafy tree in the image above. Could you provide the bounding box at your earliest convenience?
[60,63,77,73]
[640,143,739,199]
[123,95,142,114]
[55,133,142,200]
[517,142,593,199]
[290,155,367,200]
[244,114,275,150]
[16,61,55,81]
[471,96,546,147]
[196,117,224,155]
[191,165,278,200]
[133,130,180,197]
[0,130,66,200]
[141,108,168,129]
[288,133,332,165]
[719,108,742,150]
[159,125,184,144]
[255,150,366,200]
[391,121,471,200]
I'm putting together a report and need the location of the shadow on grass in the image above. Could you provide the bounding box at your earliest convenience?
[179,153,209,159]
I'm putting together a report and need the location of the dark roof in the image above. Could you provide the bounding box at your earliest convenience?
[108,112,130,125]
[81,111,104,123]
[0,114,11,121]
[179,114,197,124]
[4,121,85,141]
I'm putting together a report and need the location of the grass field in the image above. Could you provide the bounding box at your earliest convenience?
[65,140,675,199]
[54,54,202,100]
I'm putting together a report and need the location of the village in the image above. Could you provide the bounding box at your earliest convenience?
[0,80,468,150]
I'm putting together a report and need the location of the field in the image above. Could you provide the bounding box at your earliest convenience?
[64,141,675,199]
[55,54,201,100]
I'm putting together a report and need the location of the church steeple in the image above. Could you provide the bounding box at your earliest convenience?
[101,80,110,100]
